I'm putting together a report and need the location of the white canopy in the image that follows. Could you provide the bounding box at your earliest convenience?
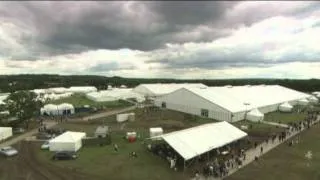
[307,96,318,104]
[149,127,163,140]
[298,98,309,106]
[155,121,247,160]
[246,108,264,122]
[279,102,293,112]
[49,131,86,152]
[0,127,12,141]
[41,104,59,115]
[57,103,75,115]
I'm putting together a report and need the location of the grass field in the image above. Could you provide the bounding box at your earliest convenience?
[37,108,308,180]
[49,94,133,108]
[264,111,306,124]
[37,108,220,180]
[227,123,320,180]
[233,120,285,138]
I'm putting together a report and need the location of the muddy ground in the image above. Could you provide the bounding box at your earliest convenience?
[0,141,102,180]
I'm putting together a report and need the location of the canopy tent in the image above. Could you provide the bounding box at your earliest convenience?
[298,98,309,106]
[246,108,264,122]
[57,103,75,115]
[154,121,247,160]
[68,86,97,94]
[149,127,163,140]
[307,96,318,104]
[40,104,59,116]
[0,127,12,141]
[86,88,145,103]
[279,102,293,112]
[49,131,86,152]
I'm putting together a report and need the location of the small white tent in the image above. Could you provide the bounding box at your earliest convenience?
[149,127,163,140]
[0,127,12,141]
[298,98,309,106]
[49,131,86,152]
[40,104,59,116]
[57,103,75,115]
[246,108,264,122]
[307,96,318,104]
[279,102,293,112]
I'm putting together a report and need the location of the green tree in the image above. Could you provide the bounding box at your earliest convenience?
[4,91,43,129]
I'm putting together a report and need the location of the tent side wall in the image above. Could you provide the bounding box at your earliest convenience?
[0,127,13,141]
[155,89,232,122]
[49,142,77,152]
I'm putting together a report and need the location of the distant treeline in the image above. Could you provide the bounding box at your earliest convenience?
[0,74,319,93]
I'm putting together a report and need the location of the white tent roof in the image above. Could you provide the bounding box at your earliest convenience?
[134,83,208,96]
[58,103,74,110]
[280,102,293,108]
[298,98,309,103]
[183,85,310,113]
[86,88,145,102]
[68,86,97,93]
[50,131,86,143]
[43,104,58,111]
[157,121,247,160]
[247,108,264,117]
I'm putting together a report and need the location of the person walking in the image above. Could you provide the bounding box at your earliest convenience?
[260,146,263,154]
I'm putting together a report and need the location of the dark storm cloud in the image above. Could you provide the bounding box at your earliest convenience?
[0,1,319,62]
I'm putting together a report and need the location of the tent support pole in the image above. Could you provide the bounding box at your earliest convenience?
[183,159,186,173]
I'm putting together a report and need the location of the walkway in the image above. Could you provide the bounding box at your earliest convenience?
[0,121,57,148]
[192,115,320,180]
[260,120,289,128]
[82,106,136,121]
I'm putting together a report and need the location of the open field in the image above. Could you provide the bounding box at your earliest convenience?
[227,122,320,180]
[49,94,133,108]
[264,111,306,124]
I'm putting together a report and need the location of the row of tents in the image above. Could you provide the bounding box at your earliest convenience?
[245,98,314,122]
[40,103,75,116]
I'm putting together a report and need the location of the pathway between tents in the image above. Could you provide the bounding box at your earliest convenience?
[260,120,289,128]
[191,115,320,180]
[0,121,57,148]
[82,106,136,121]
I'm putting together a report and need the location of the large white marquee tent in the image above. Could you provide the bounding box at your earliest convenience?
[67,86,97,94]
[133,83,208,97]
[153,121,247,161]
[155,85,311,122]
[86,88,145,102]
[49,131,86,152]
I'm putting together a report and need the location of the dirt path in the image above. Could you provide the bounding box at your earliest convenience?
[191,115,320,180]
[0,141,103,180]
[0,121,57,148]
[82,106,136,121]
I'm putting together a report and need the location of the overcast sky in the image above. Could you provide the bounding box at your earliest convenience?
[0,1,320,79]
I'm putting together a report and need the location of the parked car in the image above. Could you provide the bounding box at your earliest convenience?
[41,141,50,150]
[36,132,52,140]
[52,151,77,160]
[0,146,18,157]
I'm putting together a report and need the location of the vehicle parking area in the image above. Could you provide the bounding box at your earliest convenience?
[0,141,97,180]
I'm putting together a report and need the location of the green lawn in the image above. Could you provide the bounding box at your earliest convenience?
[233,120,285,137]
[227,123,320,180]
[49,94,133,108]
[264,111,306,124]
[38,125,187,180]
